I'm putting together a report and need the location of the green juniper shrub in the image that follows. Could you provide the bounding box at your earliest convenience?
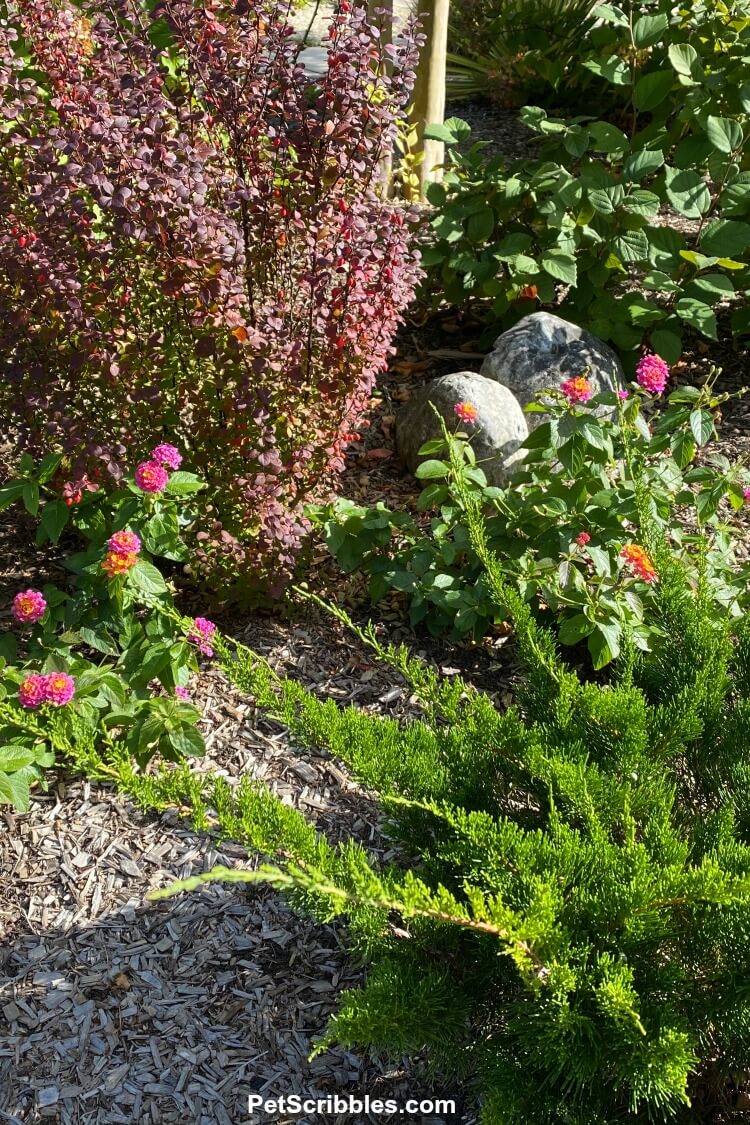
[309,367,750,668]
[423,0,750,361]
[0,445,211,809]
[126,489,750,1124]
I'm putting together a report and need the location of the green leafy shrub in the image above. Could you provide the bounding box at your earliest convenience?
[424,0,750,360]
[309,372,750,666]
[0,447,210,809]
[141,505,750,1123]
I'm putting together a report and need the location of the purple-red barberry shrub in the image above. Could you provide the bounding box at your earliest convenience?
[0,0,423,594]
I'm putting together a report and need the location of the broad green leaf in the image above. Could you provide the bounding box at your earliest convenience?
[40,500,70,545]
[623,190,661,218]
[588,621,621,668]
[0,482,25,512]
[633,70,673,111]
[128,558,169,596]
[668,42,702,80]
[558,613,593,645]
[700,219,750,257]
[671,430,697,468]
[589,186,624,214]
[720,174,750,216]
[466,208,495,243]
[675,298,718,339]
[705,116,744,155]
[0,633,17,664]
[36,453,63,484]
[590,2,629,25]
[167,725,205,758]
[541,250,577,286]
[415,459,450,480]
[164,471,204,497]
[0,746,36,772]
[685,274,735,301]
[0,769,31,812]
[633,13,668,46]
[664,167,711,218]
[424,119,471,145]
[650,327,683,364]
[613,229,649,262]
[587,121,629,154]
[690,408,714,446]
[622,148,665,182]
[22,480,39,517]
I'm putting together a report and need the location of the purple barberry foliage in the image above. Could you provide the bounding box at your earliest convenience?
[0,0,424,592]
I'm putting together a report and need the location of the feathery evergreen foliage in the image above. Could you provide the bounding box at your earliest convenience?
[77,505,750,1122]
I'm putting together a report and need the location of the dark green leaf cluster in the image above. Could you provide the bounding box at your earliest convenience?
[309,380,750,667]
[425,0,750,359]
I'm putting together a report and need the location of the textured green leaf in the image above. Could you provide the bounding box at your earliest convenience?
[675,298,718,339]
[622,148,665,182]
[664,167,711,218]
[700,219,750,257]
[541,250,577,285]
[705,116,744,155]
[633,13,668,46]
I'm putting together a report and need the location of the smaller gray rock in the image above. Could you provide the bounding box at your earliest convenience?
[396,371,528,488]
[481,312,624,428]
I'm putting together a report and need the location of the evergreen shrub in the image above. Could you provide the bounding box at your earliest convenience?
[139,495,750,1124]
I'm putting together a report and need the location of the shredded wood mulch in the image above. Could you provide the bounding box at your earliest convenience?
[0,600,505,1125]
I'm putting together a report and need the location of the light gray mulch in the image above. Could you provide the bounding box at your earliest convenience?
[0,611,500,1125]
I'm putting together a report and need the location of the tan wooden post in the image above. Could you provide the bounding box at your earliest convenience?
[411,0,449,198]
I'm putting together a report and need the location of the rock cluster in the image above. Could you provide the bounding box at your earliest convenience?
[396,313,625,485]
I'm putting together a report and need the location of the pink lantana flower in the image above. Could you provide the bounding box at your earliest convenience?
[151,443,182,470]
[636,353,669,395]
[12,589,47,625]
[575,532,591,547]
[175,686,191,701]
[101,550,138,577]
[135,461,169,493]
[44,672,75,706]
[187,616,216,658]
[617,389,629,400]
[18,674,48,709]
[560,375,592,404]
[107,530,141,557]
[454,401,479,424]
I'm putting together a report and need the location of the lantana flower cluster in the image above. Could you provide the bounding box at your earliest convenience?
[101,528,142,577]
[454,401,479,425]
[12,589,47,625]
[621,544,657,584]
[636,353,669,396]
[560,375,593,404]
[19,671,75,709]
[134,443,182,495]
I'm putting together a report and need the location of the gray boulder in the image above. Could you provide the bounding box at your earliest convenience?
[396,371,528,488]
[480,312,624,428]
